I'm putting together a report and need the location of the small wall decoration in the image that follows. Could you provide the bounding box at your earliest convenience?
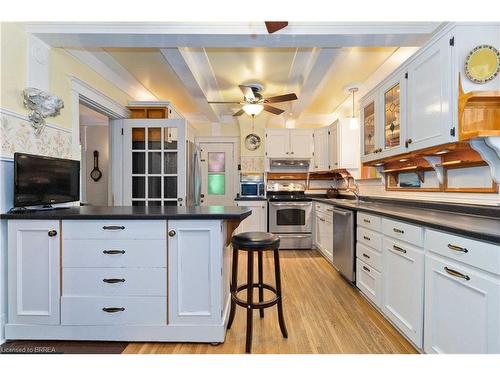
[90,150,103,182]
[22,87,64,135]
[464,44,500,84]
[244,133,261,151]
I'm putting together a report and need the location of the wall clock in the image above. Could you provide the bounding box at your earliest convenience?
[464,44,500,84]
[244,133,261,151]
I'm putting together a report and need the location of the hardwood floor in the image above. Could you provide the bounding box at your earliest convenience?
[123,250,417,354]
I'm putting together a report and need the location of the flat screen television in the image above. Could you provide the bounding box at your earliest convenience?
[14,153,80,207]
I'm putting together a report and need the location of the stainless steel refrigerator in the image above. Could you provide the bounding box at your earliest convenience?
[186,141,202,207]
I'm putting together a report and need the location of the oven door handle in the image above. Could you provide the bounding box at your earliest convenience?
[270,202,311,206]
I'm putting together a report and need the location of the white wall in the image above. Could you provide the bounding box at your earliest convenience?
[81,125,110,206]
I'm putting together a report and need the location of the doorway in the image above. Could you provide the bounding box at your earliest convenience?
[79,103,110,206]
[199,142,236,206]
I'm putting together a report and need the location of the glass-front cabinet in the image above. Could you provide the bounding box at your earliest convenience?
[380,71,407,157]
[360,92,381,162]
[123,119,186,206]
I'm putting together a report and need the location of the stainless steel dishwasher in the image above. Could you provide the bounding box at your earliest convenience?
[331,207,355,282]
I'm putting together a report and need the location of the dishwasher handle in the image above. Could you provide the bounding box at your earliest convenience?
[332,208,352,217]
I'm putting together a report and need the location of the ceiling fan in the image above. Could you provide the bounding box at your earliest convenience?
[208,84,298,117]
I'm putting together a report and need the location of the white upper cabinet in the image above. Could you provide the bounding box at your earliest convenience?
[330,119,360,170]
[380,70,407,157]
[406,34,453,150]
[360,92,383,162]
[265,129,290,158]
[289,129,314,158]
[265,129,314,159]
[313,127,330,171]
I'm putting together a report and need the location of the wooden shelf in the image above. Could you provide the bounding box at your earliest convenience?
[458,76,500,141]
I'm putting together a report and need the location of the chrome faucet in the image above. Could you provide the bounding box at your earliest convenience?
[346,182,361,202]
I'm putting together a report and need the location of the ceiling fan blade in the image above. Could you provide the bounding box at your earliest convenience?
[233,109,245,117]
[238,85,255,101]
[265,22,288,34]
[208,101,242,104]
[265,93,298,103]
[264,105,285,115]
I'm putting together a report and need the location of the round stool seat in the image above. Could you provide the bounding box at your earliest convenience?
[232,231,280,250]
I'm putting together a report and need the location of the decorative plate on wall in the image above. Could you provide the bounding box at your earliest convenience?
[464,44,500,84]
[244,133,261,151]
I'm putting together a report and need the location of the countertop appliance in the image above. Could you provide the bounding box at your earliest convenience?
[186,141,201,207]
[240,173,265,198]
[331,207,355,282]
[267,182,312,249]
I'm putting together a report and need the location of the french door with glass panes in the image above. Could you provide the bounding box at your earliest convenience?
[122,119,186,207]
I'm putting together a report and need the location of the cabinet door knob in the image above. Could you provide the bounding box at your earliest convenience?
[48,230,57,237]
[168,230,176,237]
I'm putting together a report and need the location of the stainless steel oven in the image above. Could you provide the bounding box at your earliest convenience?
[269,201,312,233]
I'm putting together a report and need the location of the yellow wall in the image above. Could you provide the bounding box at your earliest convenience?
[0,22,132,129]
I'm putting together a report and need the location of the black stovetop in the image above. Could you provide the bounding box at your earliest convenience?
[267,191,312,202]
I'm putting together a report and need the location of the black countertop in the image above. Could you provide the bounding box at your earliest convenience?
[234,197,267,201]
[1,206,252,221]
[312,198,500,245]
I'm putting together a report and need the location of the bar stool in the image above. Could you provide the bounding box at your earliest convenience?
[227,231,288,353]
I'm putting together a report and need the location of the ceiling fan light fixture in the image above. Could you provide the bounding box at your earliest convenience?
[242,103,264,116]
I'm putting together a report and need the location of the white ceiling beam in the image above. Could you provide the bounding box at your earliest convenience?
[287,48,343,127]
[160,48,221,123]
[65,48,157,101]
[26,22,444,48]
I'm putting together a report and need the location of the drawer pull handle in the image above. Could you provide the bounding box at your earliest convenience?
[103,250,125,255]
[362,266,370,272]
[392,245,407,254]
[103,278,125,284]
[393,228,404,234]
[363,219,371,223]
[48,230,58,237]
[447,244,468,253]
[362,253,370,259]
[103,225,125,230]
[102,307,125,313]
[444,267,470,281]
[363,236,370,241]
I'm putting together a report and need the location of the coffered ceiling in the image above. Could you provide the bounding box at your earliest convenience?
[28,22,442,128]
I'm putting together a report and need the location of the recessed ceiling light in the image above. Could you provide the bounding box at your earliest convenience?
[374,162,384,166]
[399,158,409,162]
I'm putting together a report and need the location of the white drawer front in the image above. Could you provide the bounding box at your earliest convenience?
[62,220,166,240]
[63,240,166,268]
[356,259,382,308]
[425,229,500,276]
[63,268,166,296]
[357,212,382,232]
[382,218,423,247]
[315,202,330,214]
[357,227,382,251]
[61,296,166,326]
[357,242,382,271]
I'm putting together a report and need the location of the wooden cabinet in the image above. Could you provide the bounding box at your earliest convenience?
[235,201,267,233]
[265,129,314,159]
[407,34,453,151]
[424,253,500,353]
[382,237,424,348]
[313,127,330,171]
[168,220,225,326]
[8,220,60,325]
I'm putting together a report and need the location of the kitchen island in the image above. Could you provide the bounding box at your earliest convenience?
[1,206,251,343]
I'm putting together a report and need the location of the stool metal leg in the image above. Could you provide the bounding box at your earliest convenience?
[246,250,254,353]
[227,248,239,330]
[257,251,264,318]
[273,249,288,338]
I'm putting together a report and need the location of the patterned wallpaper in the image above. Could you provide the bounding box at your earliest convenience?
[0,110,72,159]
[240,156,265,172]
